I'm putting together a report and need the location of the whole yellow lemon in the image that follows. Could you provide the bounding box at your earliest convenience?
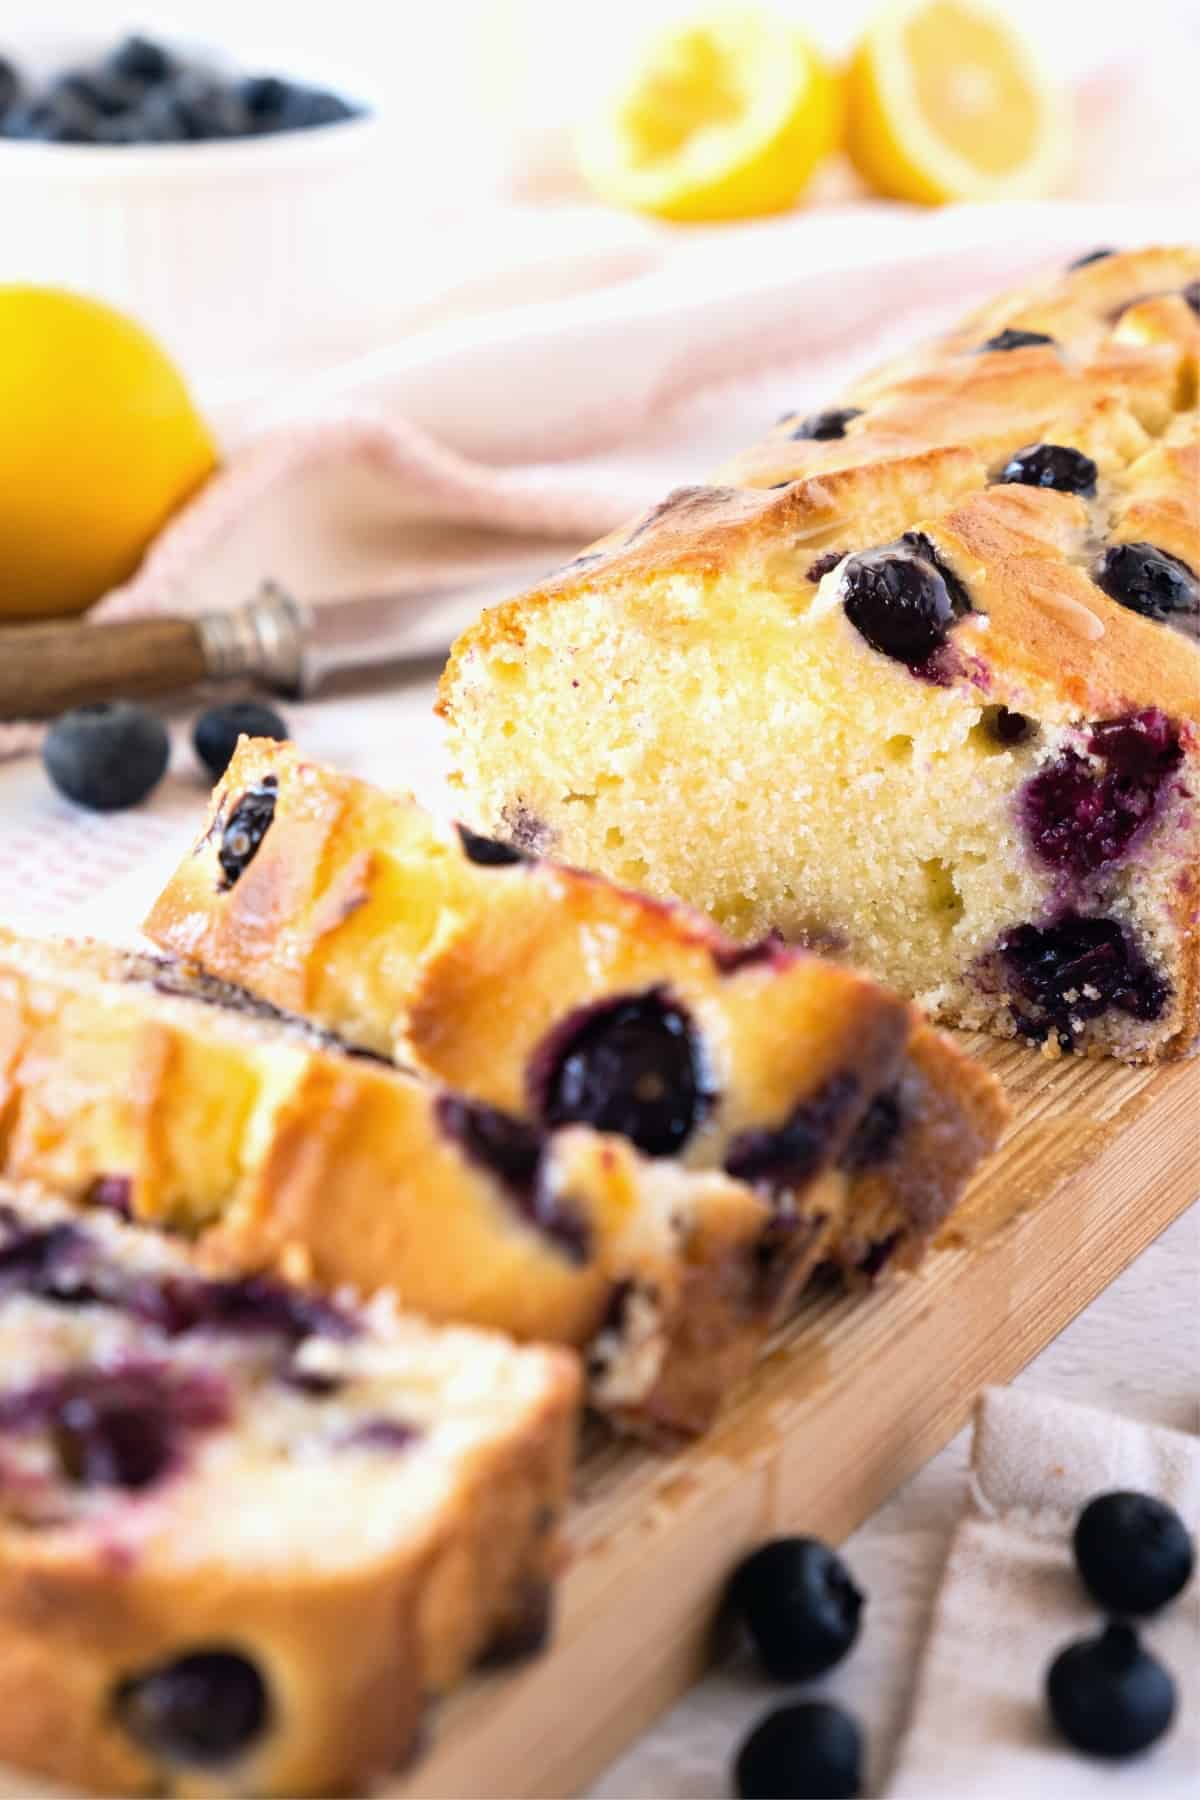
[0,287,217,619]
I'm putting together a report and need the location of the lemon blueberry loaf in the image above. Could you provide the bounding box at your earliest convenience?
[0,927,920,1438]
[145,739,1005,1289]
[439,246,1200,1061]
[0,1184,577,1797]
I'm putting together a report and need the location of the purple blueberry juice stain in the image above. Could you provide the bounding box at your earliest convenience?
[1,1203,356,1346]
[87,1175,133,1219]
[724,1072,861,1193]
[1020,710,1184,879]
[0,1363,230,1493]
[341,1417,419,1452]
[435,1093,591,1263]
[840,1088,904,1172]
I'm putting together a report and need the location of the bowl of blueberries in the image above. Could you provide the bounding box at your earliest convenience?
[0,31,393,374]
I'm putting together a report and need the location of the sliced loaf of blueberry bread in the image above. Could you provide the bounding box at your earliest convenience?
[144,739,1006,1287]
[0,927,922,1438]
[0,1184,577,1796]
[439,246,1200,1060]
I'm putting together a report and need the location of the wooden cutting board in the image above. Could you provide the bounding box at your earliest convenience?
[3,1039,1196,1800]
[392,1037,1198,1800]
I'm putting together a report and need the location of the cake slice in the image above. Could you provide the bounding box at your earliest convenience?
[0,1184,577,1797]
[144,738,1005,1283]
[439,246,1200,1061]
[0,928,924,1438]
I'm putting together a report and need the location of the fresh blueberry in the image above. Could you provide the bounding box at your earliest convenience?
[1183,280,1200,317]
[734,1701,863,1800]
[455,823,529,866]
[107,36,175,86]
[978,328,1056,352]
[532,989,713,1158]
[840,531,972,669]
[116,1650,269,1765]
[1020,709,1182,877]
[729,1537,865,1681]
[0,57,22,120]
[4,93,97,143]
[193,702,288,781]
[791,408,863,442]
[1069,247,1117,270]
[275,85,359,132]
[996,443,1098,496]
[999,912,1168,1049]
[1073,1491,1194,1616]
[217,778,278,888]
[140,72,249,141]
[241,75,291,125]
[1046,1622,1176,1759]
[1094,542,1199,634]
[43,702,169,811]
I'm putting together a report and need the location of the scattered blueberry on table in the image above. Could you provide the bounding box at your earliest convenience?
[729,1537,865,1681]
[43,701,169,811]
[734,1700,863,1800]
[1046,1621,1176,1759]
[0,36,362,145]
[1072,1490,1194,1616]
[193,700,289,780]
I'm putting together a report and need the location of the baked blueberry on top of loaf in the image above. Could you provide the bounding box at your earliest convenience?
[0,1185,577,1798]
[144,740,1006,1308]
[439,246,1200,1061]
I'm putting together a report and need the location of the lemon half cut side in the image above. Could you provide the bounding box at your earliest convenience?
[846,0,1070,205]
[575,8,840,223]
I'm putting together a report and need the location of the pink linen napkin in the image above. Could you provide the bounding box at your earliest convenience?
[3,194,1195,778]
[886,1386,1200,1798]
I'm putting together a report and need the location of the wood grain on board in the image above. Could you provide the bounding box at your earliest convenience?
[2,1040,1196,1800]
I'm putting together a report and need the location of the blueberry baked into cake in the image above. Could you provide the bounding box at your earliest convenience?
[145,739,1005,1295]
[0,1184,577,1796]
[0,928,793,1439]
[439,246,1200,1061]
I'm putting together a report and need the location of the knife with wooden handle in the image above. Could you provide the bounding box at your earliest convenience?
[0,576,533,720]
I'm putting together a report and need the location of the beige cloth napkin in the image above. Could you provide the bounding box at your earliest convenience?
[886,1387,1200,1798]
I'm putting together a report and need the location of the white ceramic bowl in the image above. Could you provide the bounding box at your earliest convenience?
[0,32,397,387]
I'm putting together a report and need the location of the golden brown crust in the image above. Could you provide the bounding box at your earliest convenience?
[440,247,1200,732]
[0,1187,579,1798]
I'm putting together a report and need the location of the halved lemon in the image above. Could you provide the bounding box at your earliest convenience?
[574,8,840,223]
[846,0,1069,205]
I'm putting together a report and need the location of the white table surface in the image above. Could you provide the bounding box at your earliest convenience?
[1,669,1195,1798]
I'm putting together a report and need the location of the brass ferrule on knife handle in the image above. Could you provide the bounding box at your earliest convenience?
[0,584,314,721]
[194,583,312,697]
